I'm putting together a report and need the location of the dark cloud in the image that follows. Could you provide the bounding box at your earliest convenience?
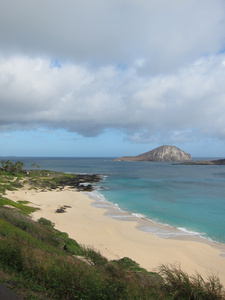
[0,0,225,73]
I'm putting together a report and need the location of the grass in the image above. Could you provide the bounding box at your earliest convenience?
[0,196,39,216]
[0,205,224,299]
[0,207,165,299]
[159,264,225,300]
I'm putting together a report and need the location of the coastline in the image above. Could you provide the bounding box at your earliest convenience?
[6,187,225,286]
[88,190,222,243]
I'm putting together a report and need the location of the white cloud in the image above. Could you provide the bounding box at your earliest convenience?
[1,53,225,142]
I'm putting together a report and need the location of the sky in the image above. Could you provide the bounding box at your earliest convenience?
[1,0,225,158]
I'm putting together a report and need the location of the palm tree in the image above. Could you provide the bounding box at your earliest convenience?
[1,160,6,171]
[14,161,25,173]
[5,160,14,172]
[31,163,40,170]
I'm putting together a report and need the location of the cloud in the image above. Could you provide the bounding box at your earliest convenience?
[1,53,225,143]
[1,0,225,145]
[0,0,225,73]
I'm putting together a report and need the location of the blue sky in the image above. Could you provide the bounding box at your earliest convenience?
[1,0,225,158]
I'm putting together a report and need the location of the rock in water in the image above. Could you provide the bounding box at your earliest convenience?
[115,145,191,162]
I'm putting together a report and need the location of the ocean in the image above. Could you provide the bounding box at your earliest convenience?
[5,157,225,244]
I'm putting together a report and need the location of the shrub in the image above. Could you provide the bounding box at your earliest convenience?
[38,217,55,228]
[0,238,23,272]
[82,246,108,266]
[159,264,225,300]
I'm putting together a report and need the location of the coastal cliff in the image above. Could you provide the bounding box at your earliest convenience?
[115,145,192,162]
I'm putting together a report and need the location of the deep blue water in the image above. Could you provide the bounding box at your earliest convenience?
[4,157,225,244]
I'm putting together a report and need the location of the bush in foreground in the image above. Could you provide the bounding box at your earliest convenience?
[159,264,225,300]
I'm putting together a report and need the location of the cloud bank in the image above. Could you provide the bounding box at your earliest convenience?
[1,54,225,142]
[0,0,225,144]
[1,0,225,72]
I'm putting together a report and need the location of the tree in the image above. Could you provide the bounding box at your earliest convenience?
[5,160,14,172]
[14,161,25,173]
[1,160,6,171]
[31,163,40,170]
[0,160,25,173]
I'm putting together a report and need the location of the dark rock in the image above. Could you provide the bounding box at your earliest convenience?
[175,159,225,165]
[55,205,72,213]
[55,207,66,213]
[211,159,225,165]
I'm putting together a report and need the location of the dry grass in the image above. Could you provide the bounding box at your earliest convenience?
[159,264,225,300]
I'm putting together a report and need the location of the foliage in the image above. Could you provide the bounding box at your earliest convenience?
[0,160,25,173]
[0,196,39,216]
[0,161,100,198]
[1,206,223,300]
[0,207,168,299]
[82,246,108,266]
[38,217,55,228]
[159,264,225,300]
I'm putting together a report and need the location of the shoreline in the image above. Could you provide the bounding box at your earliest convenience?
[5,187,225,286]
[89,190,225,251]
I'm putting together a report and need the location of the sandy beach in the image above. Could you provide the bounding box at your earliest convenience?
[6,188,225,286]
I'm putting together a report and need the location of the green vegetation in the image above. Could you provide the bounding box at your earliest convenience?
[0,161,225,299]
[1,160,25,173]
[159,264,225,300]
[0,207,164,299]
[0,160,101,194]
[0,196,38,216]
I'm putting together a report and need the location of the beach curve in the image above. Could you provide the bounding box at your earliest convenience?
[5,187,225,286]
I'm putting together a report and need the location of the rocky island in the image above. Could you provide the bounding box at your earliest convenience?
[115,145,192,162]
[175,159,225,165]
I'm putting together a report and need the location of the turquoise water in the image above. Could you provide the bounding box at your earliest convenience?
[5,157,225,244]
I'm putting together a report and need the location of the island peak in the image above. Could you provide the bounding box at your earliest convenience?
[115,145,191,162]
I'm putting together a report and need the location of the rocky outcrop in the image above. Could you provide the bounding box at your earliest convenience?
[175,159,225,165]
[115,145,192,162]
